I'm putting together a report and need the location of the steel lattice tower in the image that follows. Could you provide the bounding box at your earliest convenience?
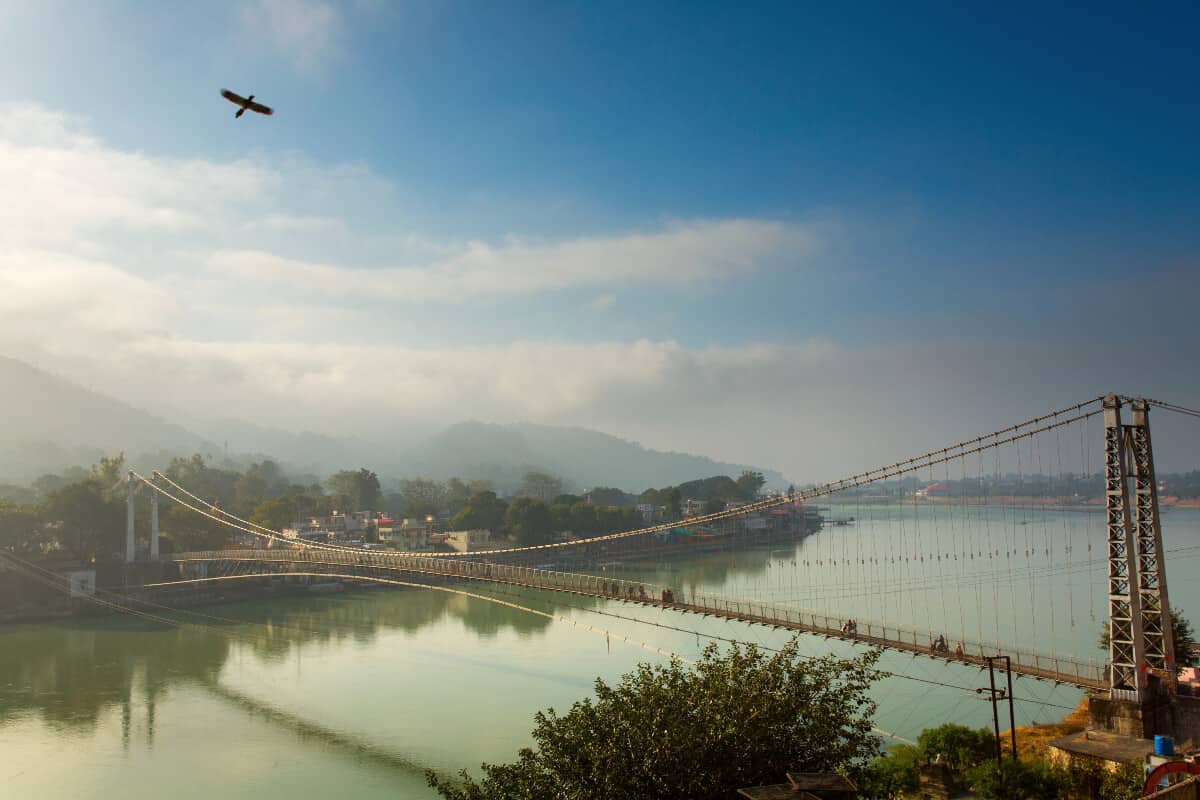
[1104,394,1174,701]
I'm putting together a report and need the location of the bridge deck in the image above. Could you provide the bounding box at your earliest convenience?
[170,549,1107,690]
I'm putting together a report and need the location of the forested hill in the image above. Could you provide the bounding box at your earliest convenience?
[409,421,786,493]
[0,356,209,481]
[0,357,786,492]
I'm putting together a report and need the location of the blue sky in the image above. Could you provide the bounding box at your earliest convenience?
[1,1,1197,478]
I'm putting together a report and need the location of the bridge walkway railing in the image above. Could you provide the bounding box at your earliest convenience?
[172,549,1106,689]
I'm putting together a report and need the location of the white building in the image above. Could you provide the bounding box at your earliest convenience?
[445,529,492,553]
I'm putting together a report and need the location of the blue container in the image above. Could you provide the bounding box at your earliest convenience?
[1154,735,1175,756]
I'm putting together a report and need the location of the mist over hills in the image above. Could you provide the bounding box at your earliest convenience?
[0,356,784,492]
[408,421,786,493]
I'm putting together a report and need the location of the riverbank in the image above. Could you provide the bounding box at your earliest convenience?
[1002,698,1089,761]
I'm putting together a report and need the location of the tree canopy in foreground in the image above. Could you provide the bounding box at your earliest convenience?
[428,639,881,800]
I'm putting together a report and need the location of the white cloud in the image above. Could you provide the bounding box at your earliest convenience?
[587,293,616,312]
[239,0,343,70]
[207,217,815,301]
[6,102,1196,481]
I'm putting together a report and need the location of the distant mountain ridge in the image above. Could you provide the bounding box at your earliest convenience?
[0,356,785,491]
[407,421,786,493]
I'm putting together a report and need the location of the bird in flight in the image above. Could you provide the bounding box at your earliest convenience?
[220,89,273,119]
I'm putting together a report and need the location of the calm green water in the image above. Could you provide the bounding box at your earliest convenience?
[3,507,1199,799]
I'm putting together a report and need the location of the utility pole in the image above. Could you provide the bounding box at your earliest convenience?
[979,656,1018,763]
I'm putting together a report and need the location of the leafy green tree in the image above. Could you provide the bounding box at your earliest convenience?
[585,487,629,506]
[964,758,1067,800]
[520,471,562,503]
[427,640,881,800]
[91,453,127,487]
[736,470,767,500]
[596,506,624,534]
[443,478,473,516]
[917,723,995,770]
[451,491,508,532]
[702,498,727,515]
[621,506,642,529]
[163,455,238,510]
[0,499,41,553]
[505,497,553,546]
[859,745,922,799]
[41,478,124,560]
[570,502,597,536]
[1099,761,1144,800]
[1173,609,1196,658]
[161,503,230,551]
[1098,609,1195,667]
[250,498,295,531]
[676,475,741,501]
[553,493,581,507]
[232,459,290,515]
[399,478,445,519]
[31,474,68,500]
[549,503,572,532]
[326,468,382,512]
[662,487,682,519]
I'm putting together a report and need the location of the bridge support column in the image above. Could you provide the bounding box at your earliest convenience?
[1104,394,1173,704]
[1129,399,1175,675]
[126,471,136,563]
[150,490,159,561]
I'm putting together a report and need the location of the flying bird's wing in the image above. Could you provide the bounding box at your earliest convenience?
[247,100,273,115]
[221,89,247,105]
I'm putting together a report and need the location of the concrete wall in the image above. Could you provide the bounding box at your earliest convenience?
[1089,693,1200,742]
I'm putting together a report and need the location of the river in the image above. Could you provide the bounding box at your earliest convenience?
[3,506,1199,799]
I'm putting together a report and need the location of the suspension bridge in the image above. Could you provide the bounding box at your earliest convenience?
[47,394,1200,720]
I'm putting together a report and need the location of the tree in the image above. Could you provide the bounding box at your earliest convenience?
[702,498,727,515]
[662,487,681,519]
[250,498,295,531]
[520,471,562,503]
[443,478,473,516]
[399,478,445,519]
[0,500,41,553]
[91,452,127,486]
[859,745,922,799]
[585,487,628,506]
[1099,762,1144,800]
[595,506,623,534]
[736,470,767,500]
[233,459,290,515]
[505,497,553,547]
[964,758,1066,800]
[427,640,881,800]
[917,724,994,770]
[570,502,597,536]
[549,503,572,532]
[451,491,508,532]
[41,478,124,560]
[163,455,238,510]
[327,468,382,512]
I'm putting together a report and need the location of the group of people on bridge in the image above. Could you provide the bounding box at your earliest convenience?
[931,634,966,659]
